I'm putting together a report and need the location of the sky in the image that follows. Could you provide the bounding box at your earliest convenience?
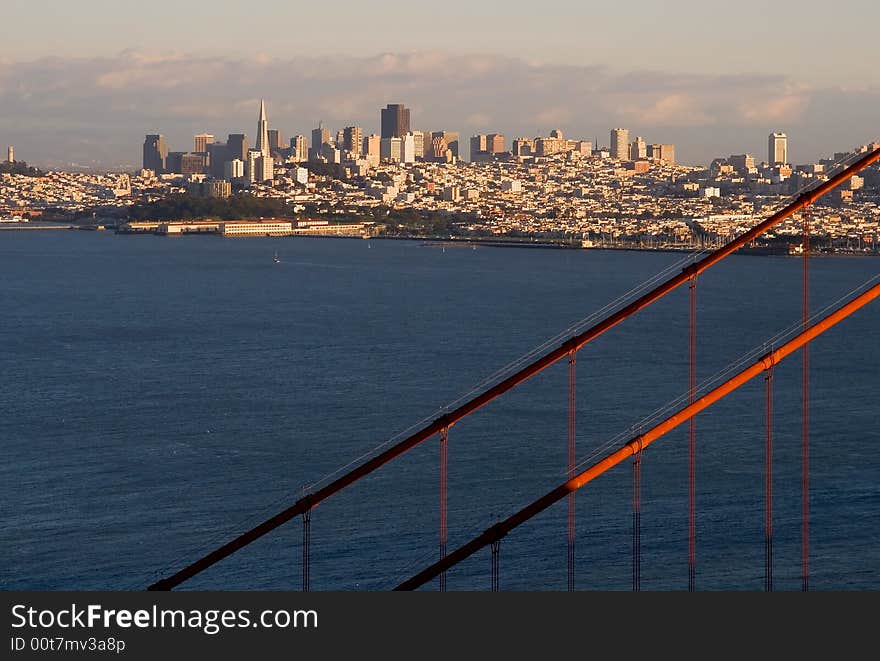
[1,0,878,169]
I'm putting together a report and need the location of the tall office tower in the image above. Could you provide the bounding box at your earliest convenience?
[245,149,273,184]
[178,152,207,176]
[631,136,647,160]
[380,103,410,138]
[380,137,402,162]
[512,138,533,157]
[7,146,14,163]
[206,142,228,178]
[143,134,167,173]
[165,151,184,173]
[487,133,505,154]
[343,126,363,156]
[335,130,344,147]
[194,133,214,153]
[246,150,259,183]
[432,131,459,158]
[412,131,427,159]
[256,100,271,158]
[769,132,787,165]
[729,154,756,173]
[224,158,245,180]
[550,128,564,139]
[470,134,487,159]
[400,133,416,163]
[649,144,676,165]
[227,134,249,162]
[362,134,381,162]
[430,136,449,161]
[311,124,330,160]
[290,135,308,161]
[267,129,283,153]
[610,128,630,160]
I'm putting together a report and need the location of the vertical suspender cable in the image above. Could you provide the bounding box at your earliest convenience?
[688,276,697,592]
[439,426,448,592]
[632,442,642,592]
[568,350,576,591]
[802,206,811,592]
[765,368,774,592]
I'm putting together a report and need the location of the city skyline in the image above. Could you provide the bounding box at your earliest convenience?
[1,48,878,171]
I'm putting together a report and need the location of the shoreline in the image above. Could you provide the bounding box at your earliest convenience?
[3,221,877,257]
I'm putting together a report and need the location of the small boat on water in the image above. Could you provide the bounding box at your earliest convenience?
[273,250,280,264]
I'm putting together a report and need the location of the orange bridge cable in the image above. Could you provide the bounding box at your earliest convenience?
[802,205,811,592]
[568,350,576,592]
[765,368,774,592]
[632,443,642,592]
[394,282,880,591]
[688,275,697,592]
[439,426,448,592]
[147,146,880,591]
[567,273,880,483]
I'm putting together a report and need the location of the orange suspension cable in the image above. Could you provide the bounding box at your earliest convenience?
[395,282,880,590]
[149,147,880,592]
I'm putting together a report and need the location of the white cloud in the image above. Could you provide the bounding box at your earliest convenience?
[0,51,875,167]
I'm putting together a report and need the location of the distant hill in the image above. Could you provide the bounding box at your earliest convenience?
[0,161,44,177]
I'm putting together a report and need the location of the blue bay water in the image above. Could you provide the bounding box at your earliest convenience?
[0,230,877,591]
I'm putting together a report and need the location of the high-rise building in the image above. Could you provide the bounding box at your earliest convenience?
[343,126,363,156]
[610,128,629,160]
[487,133,505,154]
[194,133,214,153]
[512,138,533,157]
[631,136,647,160]
[180,152,207,175]
[224,158,245,180]
[534,136,566,157]
[412,131,427,159]
[165,152,206,175]
[649,144,675,165]
[143,134,167,173]
[7,146,15,163]
[401,133,416,164]
[430,136,451,162]
[380,137,402,162]
[311,124,330,161]
[207,142,228,178]
[729,154,756,173]
[290,135,308,162]
[769,132,787,165]
[227,134,249,163]
[470,135,487,160]
[246,146,274,183]
[256,99,270,158]
[550,129,564,140]
[363,134,381,164]
[381,103,410,139]
[267,129,283,153]
[433,131,458,158]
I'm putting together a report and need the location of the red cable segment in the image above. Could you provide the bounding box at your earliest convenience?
[632,443,642,592]
[765,369,773,592]
[395,282,880,590]
[688,276,697,591]
[440,427,448,592]
[149,147,880,591]
[802,206,811,592]
[568,351,576,591]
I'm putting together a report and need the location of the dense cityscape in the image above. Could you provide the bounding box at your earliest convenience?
[2,100,879,252]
